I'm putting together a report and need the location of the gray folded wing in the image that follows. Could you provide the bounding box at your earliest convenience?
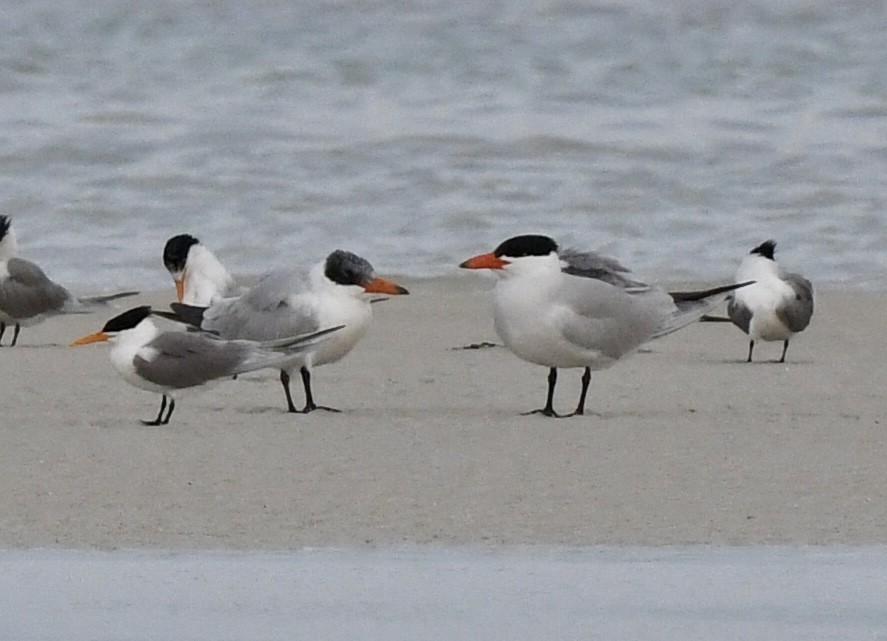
[133,332,271,389]
[201,267,322,340]
[726,295,752,334]
[559,248,651,289]
[0,258,72,320]
[557,275,670,359]
[777,272,814,332]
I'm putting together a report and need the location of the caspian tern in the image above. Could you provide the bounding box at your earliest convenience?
[159,249,409,413]
[725,240,813,363]
[163,234,237,306]
[71,306,343,425]
[0,215,138,346]
[460,234,752,417]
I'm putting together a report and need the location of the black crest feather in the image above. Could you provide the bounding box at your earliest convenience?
[0,215,11,242]
[163,234,200,271]
[325,250,374,286]
[493,235,558,258]
[750,240,777,260]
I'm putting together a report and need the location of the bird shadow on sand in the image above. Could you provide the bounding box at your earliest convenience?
[0,343,67,349]
[450,341,501,350]
[715,358,815,365]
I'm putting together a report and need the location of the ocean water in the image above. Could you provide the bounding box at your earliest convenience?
[2,546,886,640]
[1,0,885,291]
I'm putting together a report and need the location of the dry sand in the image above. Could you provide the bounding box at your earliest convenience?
[0,279,884,550]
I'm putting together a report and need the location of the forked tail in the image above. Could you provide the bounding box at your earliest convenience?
[653,281,754,339]
[153,303,208,329]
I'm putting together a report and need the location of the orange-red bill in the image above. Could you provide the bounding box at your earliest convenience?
[363,277,409,295]
[459,253,509,270]
[175,277,185,302]
[70,331,110,347]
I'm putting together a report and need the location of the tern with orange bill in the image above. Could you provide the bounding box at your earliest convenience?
[71,306,343,425]
[163,234,237,306]
[158,249,409,413]
[0,215,138,346]
[460,234,752,417]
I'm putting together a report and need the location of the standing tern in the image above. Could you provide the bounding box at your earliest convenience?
[163,234,237,306]
[71,306,343,425]
[460,234,752,417]
[725,240,813,363]
[159,249,409,413]
[0,215,138,346]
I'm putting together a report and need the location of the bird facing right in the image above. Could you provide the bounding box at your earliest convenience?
[726,240,813,363]
[460,234,752,417]
[161,249,409,414]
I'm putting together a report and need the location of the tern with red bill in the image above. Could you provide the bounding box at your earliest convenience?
[460,234,752,417]
[71,306,343,425]
[158,249,409,413]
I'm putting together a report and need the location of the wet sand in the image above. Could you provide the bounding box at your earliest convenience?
[0,279,884,549]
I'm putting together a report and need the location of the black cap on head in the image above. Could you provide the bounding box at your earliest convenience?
[0,215,11,242]
[494,234,558,258]
[750,240,777,260]
[324,250,374,286]
[102,306,153,333]
[163,234,200,272]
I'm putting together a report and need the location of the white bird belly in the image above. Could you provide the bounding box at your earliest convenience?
[749,309,792,341]
[307,297,373,367]
[493,286,615,370]
[734,280,794,341]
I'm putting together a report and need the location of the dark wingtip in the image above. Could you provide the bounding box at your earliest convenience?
[167,302,208,328]
[699,314,733,323]
[102,306,153,332]
[750,240,777,259]
[0,215,11,241]
[669,280,755,303]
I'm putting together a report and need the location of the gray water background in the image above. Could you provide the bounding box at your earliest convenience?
[1,0,885,290]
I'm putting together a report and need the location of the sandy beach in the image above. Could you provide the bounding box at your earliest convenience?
[1,279,884,550]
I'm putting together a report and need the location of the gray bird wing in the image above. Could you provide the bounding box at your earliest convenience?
[559,248,651,290]
[726,294,752,334]
[557,274,671,360]
[0,258,72,320]
[133,332,263,389]
[777,272,814,332]
[201,267,321,341]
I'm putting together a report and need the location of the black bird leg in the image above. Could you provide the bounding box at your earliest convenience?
[299,366,340,413]
[142,395,175,426]
[566,367,592,416]
[280,370,299,413]
[746,339,755,363]
[779,340,789,363]
[523,367,561,418]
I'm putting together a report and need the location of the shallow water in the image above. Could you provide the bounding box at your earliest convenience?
[2,546,886,640]
[2,0,885,291]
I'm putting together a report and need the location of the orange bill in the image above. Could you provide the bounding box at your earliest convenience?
[175,277,185,302]
[459,253,509,270]
[70,331,110,347]
[363,277,409,295]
